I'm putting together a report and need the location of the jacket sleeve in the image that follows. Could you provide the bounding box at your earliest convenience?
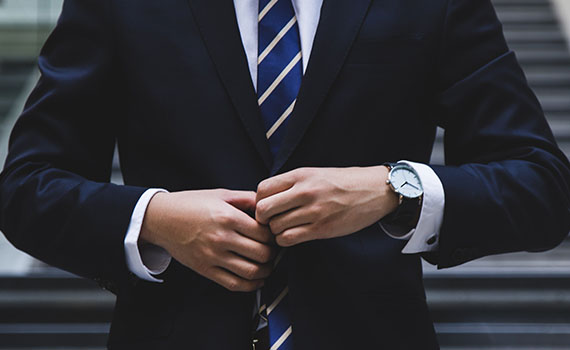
[0,0,147,291]
[428,0,570,268]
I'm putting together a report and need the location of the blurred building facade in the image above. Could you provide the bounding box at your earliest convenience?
[0,0,569,349]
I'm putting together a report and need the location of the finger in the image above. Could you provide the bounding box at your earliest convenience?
[207,266,264,292]
[256,187,305,224]
[222,190,257,214]
[256,169,303,202]
[275,225,313,247]
[216,252,273,280]
[229,206,275,244]
[226,232,276,263]
[268,207,314,235]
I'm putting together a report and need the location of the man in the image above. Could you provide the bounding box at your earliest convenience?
[0,0,569,349]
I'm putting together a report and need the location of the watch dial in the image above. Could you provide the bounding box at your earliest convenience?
[390,167,423,198]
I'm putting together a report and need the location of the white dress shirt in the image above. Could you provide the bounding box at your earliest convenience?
[124,0,445,282]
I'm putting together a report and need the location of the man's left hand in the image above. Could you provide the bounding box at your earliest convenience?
[255,166,399,247]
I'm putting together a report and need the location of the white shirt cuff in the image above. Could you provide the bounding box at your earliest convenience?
[124,188,172,282]
[380,161,445,254]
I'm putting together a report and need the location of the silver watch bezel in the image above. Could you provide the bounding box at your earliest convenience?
[386,163,424,200]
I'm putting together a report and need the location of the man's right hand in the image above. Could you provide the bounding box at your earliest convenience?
[140,189,276,292]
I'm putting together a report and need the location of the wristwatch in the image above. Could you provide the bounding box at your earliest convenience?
[382,162,424,230]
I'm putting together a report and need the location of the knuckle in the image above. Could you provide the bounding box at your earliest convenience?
[244,265,260,280]
[209,231,226,245]
[309,204,324,219]
[202,246,216,260]
[220,213,234,226]
[256,202,270,222]
[257,181,269,195]
[258,227,274,242]
[293,167,307,178]
[226,278,242,292]
[297,187,314,202]
[277,234,294,247]
[256,200,267,215]
[213,188,230,198]
[256,246,273,263]
[268,220,281,234]
[242,281,258,292]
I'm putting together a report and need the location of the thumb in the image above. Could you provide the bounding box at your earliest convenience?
[223,190,257,214]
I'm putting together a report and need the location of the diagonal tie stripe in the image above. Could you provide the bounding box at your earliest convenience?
[258,16,297,64]
[259,0,279,21]
[266,99,296,139]
[267,286,288,315]
[258,51,301,106]
[273,249,286,267]
[270,326,293,350]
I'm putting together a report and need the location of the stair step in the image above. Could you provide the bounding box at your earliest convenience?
[0,323,108,348]
[0,60,36,75]
[0,75,31,94]
[497,9,557,25]
[493,0,555,6]
[526,69,570,87]
[0,277,113,324]
[503,24,561,32]
[437,323,570,349]
[544,118,570,139]
[509,42,570,55]
[514,49,570,66]
[537,94,570,113]
[504,30,565,44]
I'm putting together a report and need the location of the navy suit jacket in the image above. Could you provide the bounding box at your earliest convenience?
[1,0,570,349]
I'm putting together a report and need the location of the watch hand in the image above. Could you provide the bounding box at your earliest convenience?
[407,183,419,190]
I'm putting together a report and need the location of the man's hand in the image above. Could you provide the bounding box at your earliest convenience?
[140,189,276,292]
[256,167,399,247]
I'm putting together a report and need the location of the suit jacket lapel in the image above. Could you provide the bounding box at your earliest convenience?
[187,0,273,170]
[272,0,372,174]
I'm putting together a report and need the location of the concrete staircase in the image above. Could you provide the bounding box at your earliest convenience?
[427,1,570,348]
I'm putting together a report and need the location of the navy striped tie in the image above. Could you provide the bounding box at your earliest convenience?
[257,0,303,158]
[257,0,301,349]
[259,251,292,350]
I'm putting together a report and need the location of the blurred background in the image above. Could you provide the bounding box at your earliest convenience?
[0,0,570,349]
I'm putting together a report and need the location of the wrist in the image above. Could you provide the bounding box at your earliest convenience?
[371,165,399,218]
[140,191,170,248]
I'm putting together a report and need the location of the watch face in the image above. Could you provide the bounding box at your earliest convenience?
[390,165,423,198]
